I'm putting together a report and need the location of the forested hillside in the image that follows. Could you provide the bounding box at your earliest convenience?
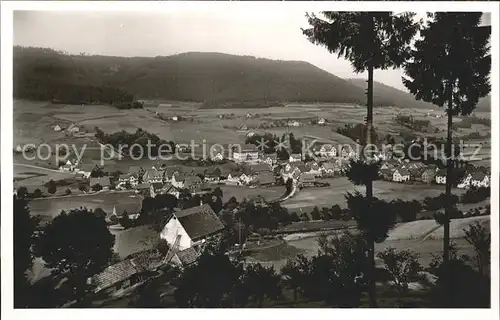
[15,46,490,110]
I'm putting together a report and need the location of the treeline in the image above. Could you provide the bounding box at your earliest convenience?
[166,227,490,307]
[14,46,461,109]
[453,116,490,129]
[14,46,136,106]
[14,81,135,106]
[245,132,303,155]
[336,123,378,145]
[394,114,434,132]
[95,127,175,157]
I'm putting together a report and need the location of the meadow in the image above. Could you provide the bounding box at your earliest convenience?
[281,177,466,213]
[14,99,491,167]
[248,215,488,271]
[27,191,142,224]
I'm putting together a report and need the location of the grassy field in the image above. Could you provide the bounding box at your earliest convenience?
[249,216,488,271]
[282,177,465,213]
[220,185,286,203]
[27,191,142,223]
[13,164,75,187]
[14,100,490,171]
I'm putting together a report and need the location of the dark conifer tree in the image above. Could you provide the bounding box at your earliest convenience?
[303,13,418,306]
[403,12,490,263]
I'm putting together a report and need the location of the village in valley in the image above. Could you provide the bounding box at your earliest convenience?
[11,9,493,309]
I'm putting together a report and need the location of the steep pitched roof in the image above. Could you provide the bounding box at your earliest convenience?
[175,204,224,241]
[241,144,258,152]
[395,168,411,176]
[92,259,139,292]
[296,163,310,173]
[422,168,436,177]
[321,162,335,170]
[160,182,173,193]
[119,173,132,181]
[92,247,164,292]
[306,162,320,170]
[471,171,487,181]
[143,170,164,181]
[176,247,200,266]
[320,144,335,152]
[113,225,158,259]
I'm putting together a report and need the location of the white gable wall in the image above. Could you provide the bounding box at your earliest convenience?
[160,216,193,251]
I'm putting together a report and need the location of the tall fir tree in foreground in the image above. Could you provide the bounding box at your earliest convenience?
[303,11,418,307]
[403,12,490,263]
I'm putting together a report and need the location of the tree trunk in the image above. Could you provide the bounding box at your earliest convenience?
[293,287,298,302]
[366,62,377,308]
[368,237,377,307]
[366,63,374,156]
[443,94,453,264]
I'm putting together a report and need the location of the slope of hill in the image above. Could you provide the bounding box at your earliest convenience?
[346,78,491,112]
[14,46,489,110]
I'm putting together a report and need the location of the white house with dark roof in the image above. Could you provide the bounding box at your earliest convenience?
[281,164,301,181]
[238,173,254,185]
[232,144,260,163]
[470,172,490,188]
[435,169,447,185]
[262,154,278,167]
[184,175,203,193]
[321,162,335,176]
[171,172,187,189]
[118,173,138,188]
[142,170,164,184]
[314,144,337,158]
[392,168,411,182]
[341,145,357,159]
[211,152,224,162]
[160,204,224,251]
[289,153,302,162]
[306,162,322,176]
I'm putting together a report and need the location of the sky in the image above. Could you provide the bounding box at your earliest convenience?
[13,11,491,91]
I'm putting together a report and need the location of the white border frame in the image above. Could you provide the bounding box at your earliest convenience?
[1,1,499,319]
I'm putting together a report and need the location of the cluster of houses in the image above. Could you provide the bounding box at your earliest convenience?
[91,203,225,296]
[53,122,92,138]
[379,159,490,188]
